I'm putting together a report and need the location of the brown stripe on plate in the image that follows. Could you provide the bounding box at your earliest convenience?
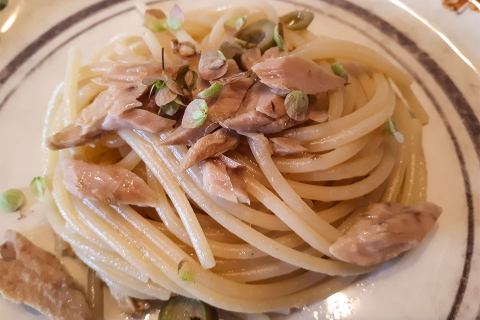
[0,0,128,87]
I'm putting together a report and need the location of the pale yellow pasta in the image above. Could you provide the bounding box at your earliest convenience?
[41,1,430,316]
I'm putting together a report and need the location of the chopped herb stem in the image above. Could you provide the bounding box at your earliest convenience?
[273,23,286,51]
[178,261,195,282]
[166,4,184,31]
[217,50,226,62]
[198,83,224,99]
[387,118,405,143]
[182,99,208,128]
[149,79,166,97]
[144,9,167,32]
[285,90,309,121]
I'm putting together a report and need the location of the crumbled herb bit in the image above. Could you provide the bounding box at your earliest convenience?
[182,99,208,128]
[153,79,166,90]
[331,62,348,81]
[166,4,184,32]
[30,176,47,198]
[178,261,195,282]
[144,9,167,32]
[0,189,25,213]
[285,90,309,121]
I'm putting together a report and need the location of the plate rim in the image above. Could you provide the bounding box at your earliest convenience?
[0,0,478,318]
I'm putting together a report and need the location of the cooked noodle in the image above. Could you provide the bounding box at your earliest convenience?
[41,1,430,315]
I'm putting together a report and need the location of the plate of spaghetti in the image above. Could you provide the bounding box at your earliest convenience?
[0,0,479,319]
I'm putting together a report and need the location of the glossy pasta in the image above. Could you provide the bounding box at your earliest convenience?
[42,1,430,315]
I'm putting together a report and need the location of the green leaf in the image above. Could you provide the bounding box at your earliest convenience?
[153,79,166,90]
[180,268,194,282]
[0,189,25,213]
[285,90,309,121]
[217,50,226,62]
[167,4,184,32]
[182,99,208,128]
[149,79,166,97]
[387,118,405,143]
[178,261,195,282]
[30,177,47,198]
[144,9,167,32]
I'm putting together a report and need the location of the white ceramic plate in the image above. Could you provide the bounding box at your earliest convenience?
[0,0,479,319]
